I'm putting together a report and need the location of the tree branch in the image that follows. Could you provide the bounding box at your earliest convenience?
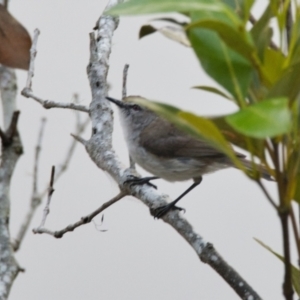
[12,112,89,252]
[81,2,262,299]
[21,29,89,113]
[33,191,127,237]
[11,118,46,251]
[0,66,23,299]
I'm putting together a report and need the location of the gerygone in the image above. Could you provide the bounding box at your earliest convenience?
[106,96,273,218]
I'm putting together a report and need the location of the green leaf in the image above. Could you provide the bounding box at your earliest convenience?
[223,0,254,23]
[254,238,300,296]
[126,96,239,164]
[193,85,233,101]
[187,19,255,62]
[250,4,274,60]
[287,9,300,66]
[211,116,264,159]
[106,0,223,15]
[263,48,285,84]
[226,97,291,138]
[189,26,252,103]
[268,62,300,101]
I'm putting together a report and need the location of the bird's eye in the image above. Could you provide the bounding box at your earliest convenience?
[131,104,141,111]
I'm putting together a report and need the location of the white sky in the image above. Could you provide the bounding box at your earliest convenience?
[2,0,292,299]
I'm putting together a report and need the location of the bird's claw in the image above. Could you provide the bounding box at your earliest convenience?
[151,203,186,219]
[124,176,158,189]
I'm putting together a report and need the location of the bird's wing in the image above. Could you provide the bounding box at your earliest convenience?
[140,117,245,159]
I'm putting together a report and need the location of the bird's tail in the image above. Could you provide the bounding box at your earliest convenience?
[238,158,274,181]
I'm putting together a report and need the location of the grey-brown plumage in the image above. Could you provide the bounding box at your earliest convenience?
[106,96,272,218]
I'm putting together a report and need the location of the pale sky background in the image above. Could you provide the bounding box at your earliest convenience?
[1,0,293,299]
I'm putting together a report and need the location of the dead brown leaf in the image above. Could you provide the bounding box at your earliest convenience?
[0,4,31,70]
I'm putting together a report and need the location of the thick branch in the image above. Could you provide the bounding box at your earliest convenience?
[0,66,22,299]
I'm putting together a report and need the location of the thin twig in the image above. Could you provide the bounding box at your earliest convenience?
[33,191,127,238]
[256,180,278,209]
[280,212,294,300]
[285,0,293,50]
[273,138,294,300]
[21,29,89,113]
[55,117,89,182]
[289,207,300,265]
[122,64,135,169]
[33,118,46,196]
[13,115,89,251]
[12,118,46,251]
[122,64,129,99]
[33,166,55,232]
[22,90,90,112]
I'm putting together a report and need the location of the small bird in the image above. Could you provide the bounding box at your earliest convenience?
[106,96,273,218]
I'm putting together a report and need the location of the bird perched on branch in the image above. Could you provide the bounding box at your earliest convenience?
[106,96,273,218]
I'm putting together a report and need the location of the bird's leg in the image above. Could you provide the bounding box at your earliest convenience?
[125,176,160,189]
[152,177,203,219]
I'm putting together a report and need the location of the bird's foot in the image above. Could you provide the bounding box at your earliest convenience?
[124,176,159,189]
[151,202,186,219]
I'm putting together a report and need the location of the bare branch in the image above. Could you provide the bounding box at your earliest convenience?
[122,64,129,99]
[55,117,89,181]
[33,191,127,238]
[33,118,46,196]
[256,180,278,209]
[33,166,55,232]
[24,28,40,92]
[71,133,88,146]
[13,115,89,251]
[21,29,89,113]
[122,64,135,169]
[22,89,90,112]
[0,66,23,298]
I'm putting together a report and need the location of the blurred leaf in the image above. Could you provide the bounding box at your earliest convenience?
[240,0,255,23]
[106,0,223,15]
[0,4,31,70]
[139,24,157,39]
[226,97,291,138]
[287,9,300,65]
[193,85,233,101]
[189,26,252,103]
[223,0,254,23]
[126,96,239,163]
[150,17,188,26]
[158,26,190,46]
[250,4,274,60]
[255,238,300,296]
[140,24,190,46]
[188,19,254,61]
[268,62,300,101]
[211,116,264,159]
[263,48,285,84]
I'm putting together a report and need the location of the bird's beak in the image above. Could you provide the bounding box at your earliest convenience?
[106,97,127,109]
